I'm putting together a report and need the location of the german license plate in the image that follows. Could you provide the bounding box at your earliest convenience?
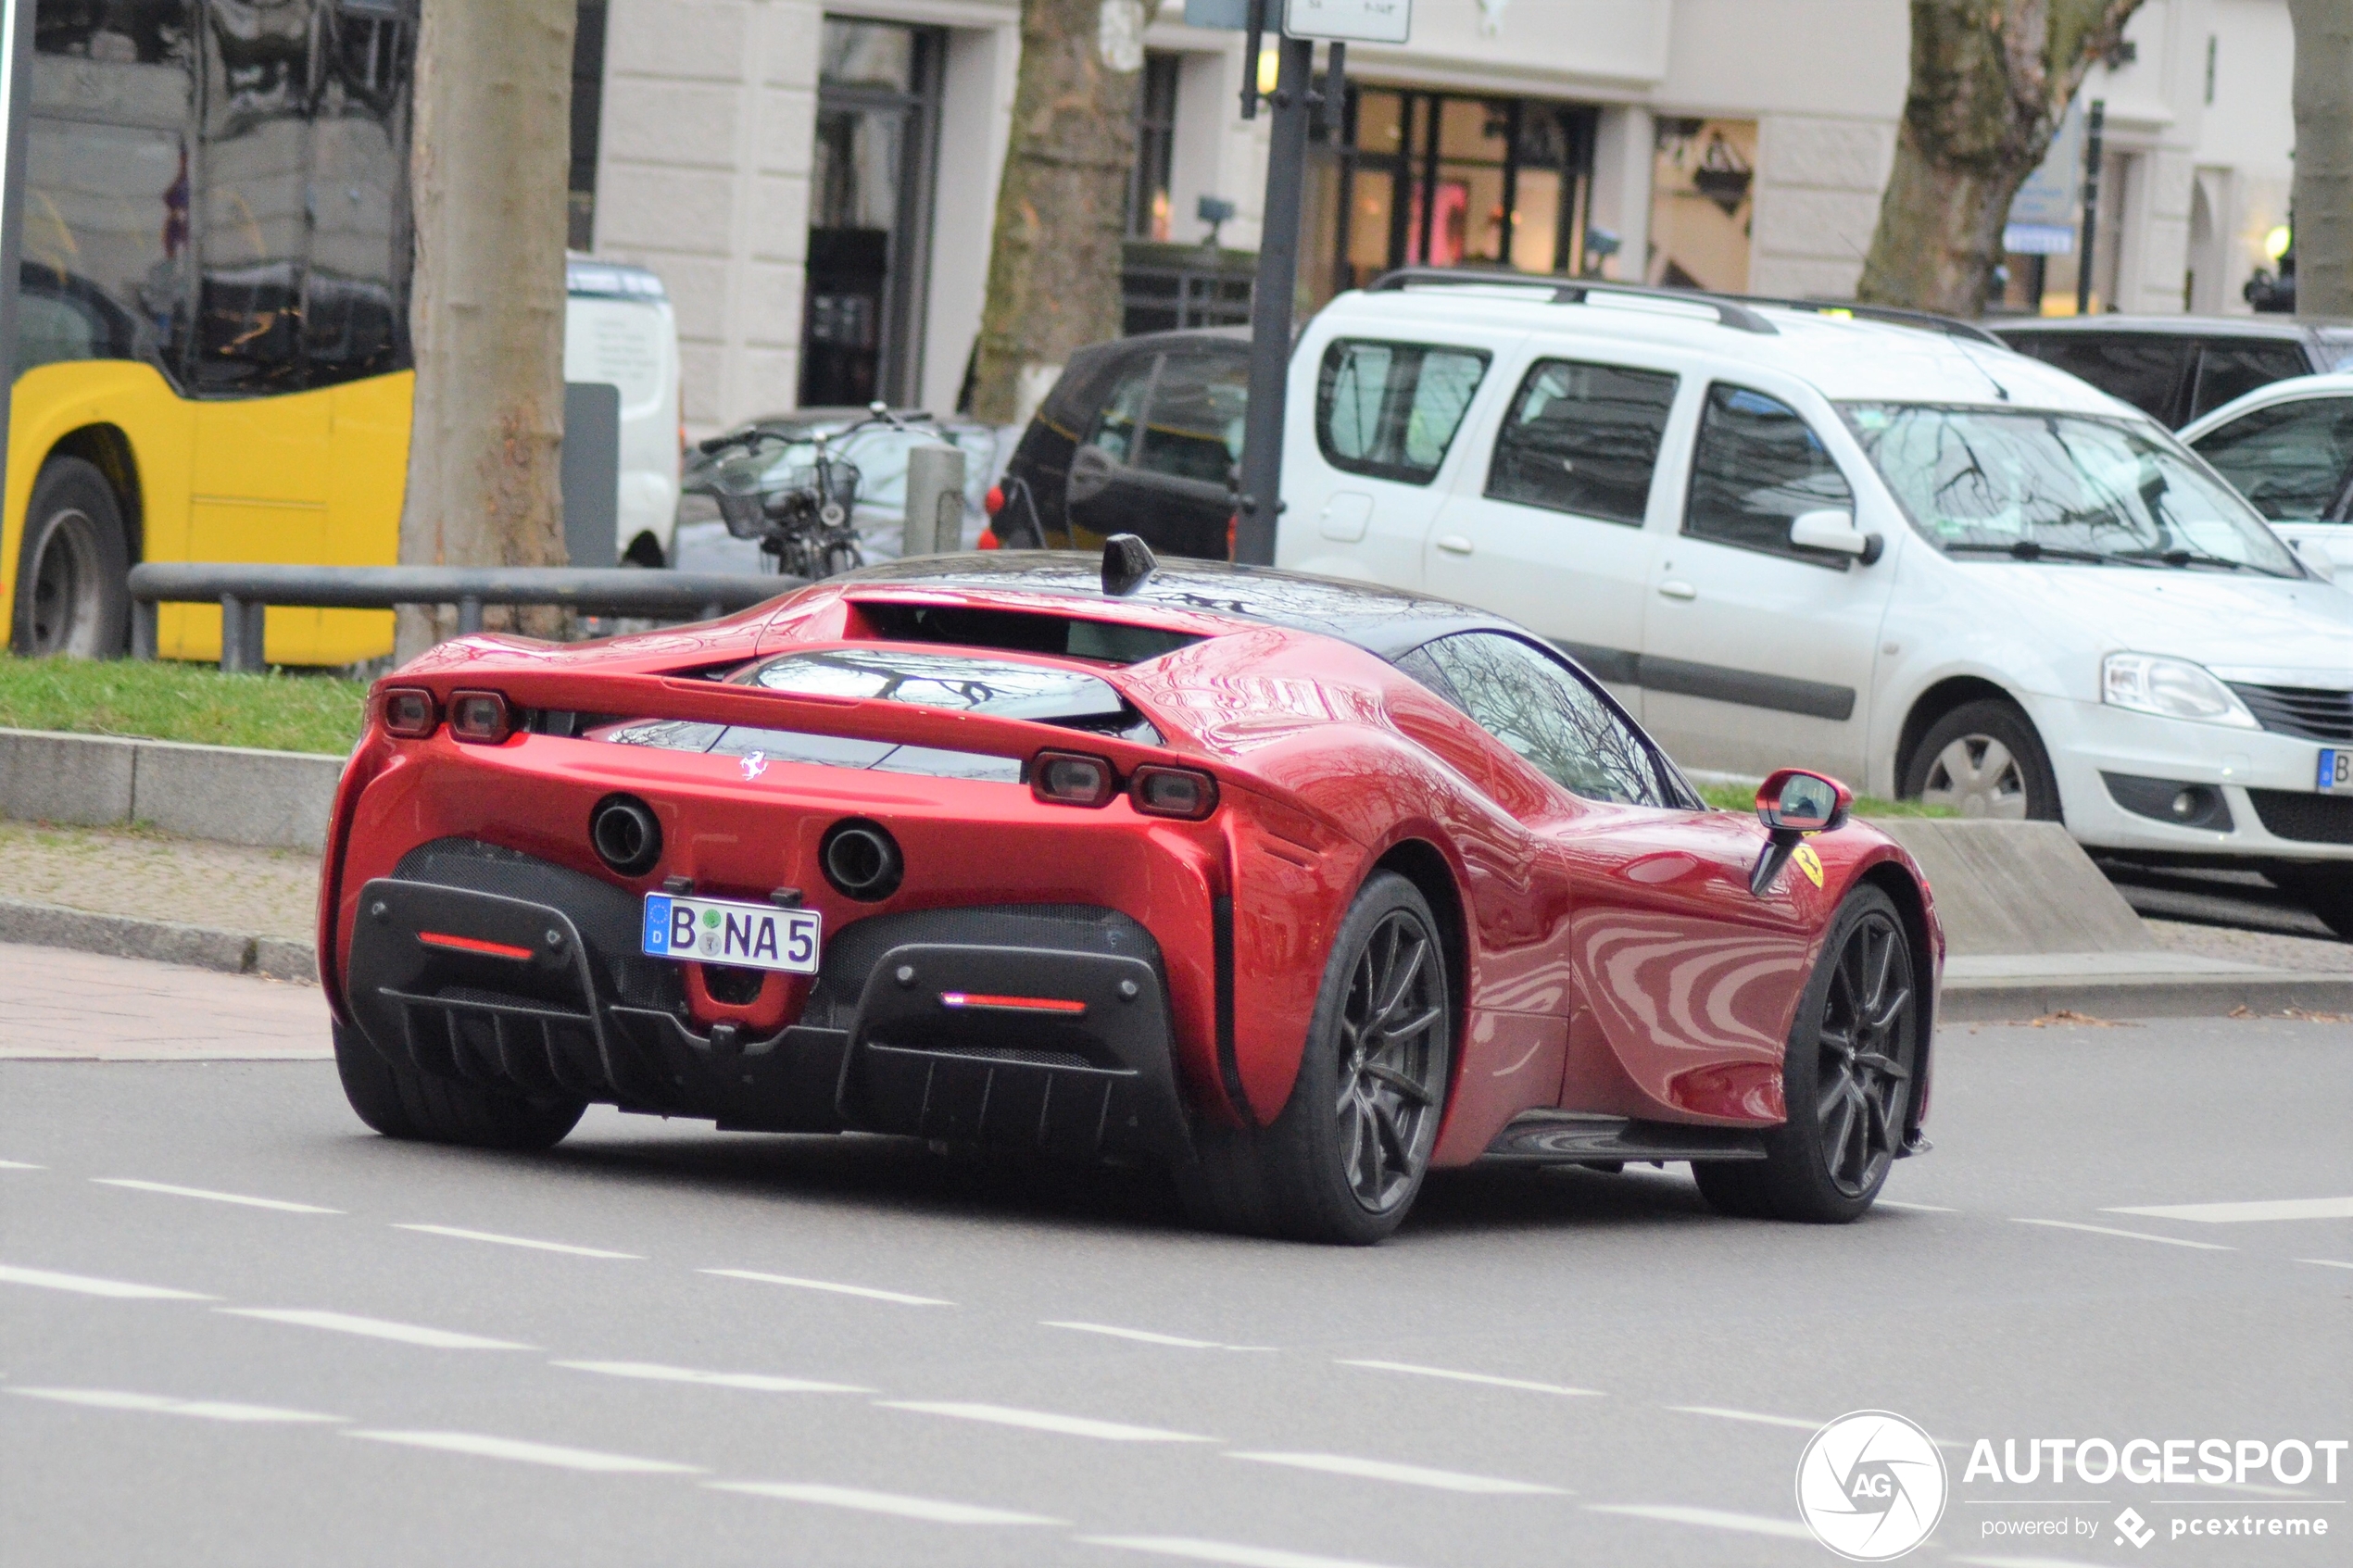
[641,894,821,973]
[2322,748,2348,793]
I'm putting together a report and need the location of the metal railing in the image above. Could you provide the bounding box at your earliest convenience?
[126,563,800,673]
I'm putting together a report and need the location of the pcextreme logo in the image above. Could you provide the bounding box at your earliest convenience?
[1796,1411,1950,1561]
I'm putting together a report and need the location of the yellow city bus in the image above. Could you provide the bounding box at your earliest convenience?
[4,0,415,665]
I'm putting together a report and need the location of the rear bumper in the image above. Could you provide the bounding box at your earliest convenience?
[345,839,1191,1163]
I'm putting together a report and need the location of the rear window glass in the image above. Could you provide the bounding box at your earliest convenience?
[736,647,1161,741]
[855,600,1202,665]
[1316,338,1490,485]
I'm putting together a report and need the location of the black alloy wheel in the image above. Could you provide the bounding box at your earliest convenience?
[1176,872,1453,1245]
[1695,884,1919,1223]
[1333,907,1448,1215]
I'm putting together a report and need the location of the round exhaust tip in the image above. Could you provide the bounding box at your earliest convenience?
[590,794,663,876]
[821,819,902,902]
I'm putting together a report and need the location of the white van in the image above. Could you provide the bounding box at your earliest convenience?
[1275,275,2353,932]
[564,257,683,565]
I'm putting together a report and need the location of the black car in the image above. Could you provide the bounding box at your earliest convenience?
[1994,315,2353,429]
[993,328,1248,560]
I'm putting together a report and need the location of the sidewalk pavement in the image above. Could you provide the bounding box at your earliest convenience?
[2,820,2348,1022]
[0,941,330,1060]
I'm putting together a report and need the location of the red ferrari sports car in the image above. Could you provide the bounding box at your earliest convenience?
[321,541,1941,1243]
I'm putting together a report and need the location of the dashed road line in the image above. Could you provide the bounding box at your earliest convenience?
[395,1223,639,1259]
[346,1429,699,1473]
[0,1159,44,1170]
[878,1401,1214,1443]
[1045,1321,1226,1348]
[1585,1503,1815,1540]
[708,1480,1063,1524]
[1083,1537,1416,1568]
[0,1263,214,1299]
[1227,1451,1562,1495]
[8,1388,345,1423]
[555,1361,870,1395]
[2297,1258,2353,1271]
[218,1308,534,1350]
[701,1268,950,1306]
[94,1177,341,1214]
[2104,1197,2353,1223]
[1336,1360,1602,1397]
[1663,1405,1819,1430]
[2011,1218,2233,1250]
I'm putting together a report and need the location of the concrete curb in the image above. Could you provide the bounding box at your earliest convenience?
[0,727,340,851]
[0,897,317,984]
[1941,971,2353,1022]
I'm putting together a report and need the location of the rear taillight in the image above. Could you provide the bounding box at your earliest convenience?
[984,483,1005,516]
[1130,765,1218,820]
[447,690,513,745]
[381,687,437,738]
[1032,750,1117,808]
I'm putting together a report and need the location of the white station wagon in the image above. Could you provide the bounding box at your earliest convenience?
[1275,275,2353,935]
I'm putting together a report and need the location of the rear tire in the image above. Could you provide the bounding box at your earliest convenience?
[333,1021,586,1150]
[1903,698,2061,821]
[10,457,130,658]
[1695,884,1921,1223]
[1176,872,1451,1245]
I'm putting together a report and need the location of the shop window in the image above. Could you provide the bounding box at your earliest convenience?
[1127,51,1179,241]
[569,1,607,252]
[1646,118,1754,295]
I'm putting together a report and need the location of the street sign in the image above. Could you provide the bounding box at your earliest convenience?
[1284,0,1412,44]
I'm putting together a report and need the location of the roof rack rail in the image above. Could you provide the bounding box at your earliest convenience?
[1730,295,2006,346]
[1365,268,1777,334]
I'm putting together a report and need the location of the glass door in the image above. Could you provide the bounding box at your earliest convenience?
[801,18,941,408]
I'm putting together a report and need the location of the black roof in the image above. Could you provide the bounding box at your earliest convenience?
[836,552,1516,660]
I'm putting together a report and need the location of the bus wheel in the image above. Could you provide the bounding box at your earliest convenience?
[11,458,130,658]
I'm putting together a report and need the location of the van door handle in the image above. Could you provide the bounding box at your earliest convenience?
[1434,534,1474,556]
[1657,580,1698,600]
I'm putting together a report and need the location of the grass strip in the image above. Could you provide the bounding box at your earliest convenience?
[0,655,366,756]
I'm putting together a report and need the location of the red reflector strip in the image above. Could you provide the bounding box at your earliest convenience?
[937,992,1088,1016]
[416,931,536,962]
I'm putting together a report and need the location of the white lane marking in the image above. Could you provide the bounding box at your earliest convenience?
[217,1309,533,1349]
[555,1361,870,1395]
[1045,1321,1224,1348]
[878,1401,1214,1443]
[94,1178,341,1214]
[0,1263,214,1299]
[1664,1405,1820,1430]
[0,1160,44,1170]
[1228,1451,1562,1495]
[346,1429,698,1474]
[1585,1503,1814,1540]
[1875,1198,1957,1212]
[1082,1537,1416,1568]
[8,1388,344,1423]
[2011,1218,2233,1250]
[700,1268,950,1306]
[2297,1258,2353,1271]
[395,1223,639,1259]
[1337,1359,1602,1398]
[2103,1197,2353,1223]
[707,1481,1063,1524]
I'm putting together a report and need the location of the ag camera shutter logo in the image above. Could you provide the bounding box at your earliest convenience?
[1796,1410,1949,1560]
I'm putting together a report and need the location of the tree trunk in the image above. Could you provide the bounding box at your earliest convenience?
[1856,1,2143,316]
[2288,0,2353,319]
[396,0,577,657]
[967,0,1147,426]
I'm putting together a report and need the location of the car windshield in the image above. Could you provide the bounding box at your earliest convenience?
[1841,404,2302,577]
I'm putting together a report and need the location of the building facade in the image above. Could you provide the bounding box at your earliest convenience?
[574,0,2299,436]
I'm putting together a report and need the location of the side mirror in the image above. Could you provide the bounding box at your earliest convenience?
[1750,767,1854,896]
[1790,508,1884,565]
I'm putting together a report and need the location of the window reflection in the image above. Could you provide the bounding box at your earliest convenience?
[1414,633,1664,806]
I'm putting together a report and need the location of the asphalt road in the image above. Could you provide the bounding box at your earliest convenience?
[3,1007,2348,1567]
